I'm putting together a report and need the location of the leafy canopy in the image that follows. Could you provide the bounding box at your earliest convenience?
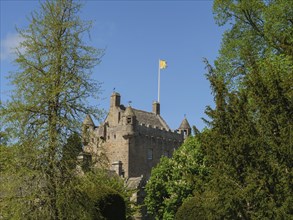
[0,0,106,219]
[175,0,292,219]
[145,136,209,220]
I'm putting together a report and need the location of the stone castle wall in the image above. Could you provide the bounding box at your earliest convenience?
[128,124,183,178]
[89,122,183,179]
[83,92,188,180]
[82,92,191,220]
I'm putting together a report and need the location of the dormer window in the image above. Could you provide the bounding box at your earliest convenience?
[127,117,132,124]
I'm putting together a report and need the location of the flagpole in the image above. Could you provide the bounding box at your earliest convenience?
[158,59,160,103]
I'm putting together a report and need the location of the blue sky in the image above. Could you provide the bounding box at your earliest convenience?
[1,0,227,131]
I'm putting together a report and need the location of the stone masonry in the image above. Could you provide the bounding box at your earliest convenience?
[82,92,191,179]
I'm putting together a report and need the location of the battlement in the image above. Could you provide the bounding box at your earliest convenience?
[136,123,183,141]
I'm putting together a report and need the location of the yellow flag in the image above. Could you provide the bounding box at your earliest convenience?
[159,59,167,69]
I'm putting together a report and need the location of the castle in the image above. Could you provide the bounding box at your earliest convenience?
[82,92,191,180]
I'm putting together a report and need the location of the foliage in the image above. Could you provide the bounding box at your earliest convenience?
[80,173,131,220]
[79,169,138,220]
[0,0,105,219]
[175,196,208,220]
[151,1,293,219]
[175,0,293,219]
[144,136,209,220]
[212,0,293,90]
[96,189,126,220]
[61,133,83,171]
[0,145,133,220]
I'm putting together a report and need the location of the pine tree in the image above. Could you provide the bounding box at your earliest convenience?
[195,0,293,218]
[173,1,293,219]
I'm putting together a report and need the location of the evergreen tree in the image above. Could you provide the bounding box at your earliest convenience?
[0,0,104,218]
[150,1,293,219]
[181,0,293,218]
[61,133,83,171]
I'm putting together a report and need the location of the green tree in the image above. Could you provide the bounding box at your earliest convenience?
[145,136,209,220]
[61,133,83,171]
[79,169,137,220]
[178,0,293,219]
[175,195,210,220]
[0,0,104,219]
[175,55,292,220]
[212,0,293,89]
[173,1,293,219]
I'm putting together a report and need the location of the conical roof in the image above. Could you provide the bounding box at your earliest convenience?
[83,114,95,126]
[179,117,191,130]
[125,106,135,116]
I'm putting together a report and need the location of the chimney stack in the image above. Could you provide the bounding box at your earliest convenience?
[110,92,121,108]
[152,101,160,115]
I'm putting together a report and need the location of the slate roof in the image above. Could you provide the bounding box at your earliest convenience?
[126,176,144,189]
[132,108,170,130]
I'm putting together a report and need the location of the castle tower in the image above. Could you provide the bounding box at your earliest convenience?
[82,91,187,220]
[82,114,95,145]
[122,106,136,139]
[178,117,191,138]
[82,92,184,179]
[124,105,136,125]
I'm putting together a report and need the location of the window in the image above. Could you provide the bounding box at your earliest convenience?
[127,117,132,124]
[147,148,153,160]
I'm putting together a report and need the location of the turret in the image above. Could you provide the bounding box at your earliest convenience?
[123,106,136,138]
[178,117,191,139]
[124,105,136,125]
[82,114,95,145]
